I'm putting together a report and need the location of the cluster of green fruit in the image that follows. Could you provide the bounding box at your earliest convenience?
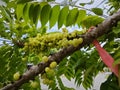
[13,56,57,88]
[23,29,86,54]
[41,56,57,85]
[13,72,39,88]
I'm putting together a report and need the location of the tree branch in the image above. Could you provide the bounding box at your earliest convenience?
[1,9,120,90]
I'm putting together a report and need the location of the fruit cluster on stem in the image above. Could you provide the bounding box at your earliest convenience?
[23,28,85,56]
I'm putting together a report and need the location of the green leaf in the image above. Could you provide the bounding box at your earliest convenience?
[0,6,11,22]
[79,0,94,6]
[58,6,69,29]
[66,8,79,26]
[29,3,34,23]
[76,10,86,26]
[113,59,120,66]
[39,26,47,34]
[16,4,25,20]
[40,4,51,27]
[82,65,94,89]
[81,15,104,28]
[33,4,41,25]
[23,3,31,22]
[57,58,67,75]
[2,0,9,3]
[47,0,55,2]
[75,70,82,86]
[112,27,120,34]
[17,0,33,4]
[79,3,85,6]
[100,76,120,90]
[39,2,48,8]
[91,8,103,15]
[49,5,60,28]
[56,75,65,90]
[7,1,16,8]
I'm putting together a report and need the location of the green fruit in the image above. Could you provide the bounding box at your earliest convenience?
[42,56,48,62]
[82,29,86,33]
[50,61,57,69]
[48,43,52,46]
[78,38,83,44]
[49,80,54,85]
[77,31,83,35]
[62,28,68,33]
[72,39,79,47]
[46,69,55,78]
[45,67,51,73]
[22,57,27,61]
[13,72,20,80]
[30,81,39,88]
[42,78,49,84]
[41,73,47,79]
[72,38,83,47]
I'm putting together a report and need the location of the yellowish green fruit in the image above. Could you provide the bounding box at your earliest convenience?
[22,57,27,62]
[48,80,54,85]
[46,69,55,78]
[62,28,68,33]
[48,43,52,46]
[30,81,39,88]
[23,29,84,55]
[72,38,83,47]
[77,31,83,35]
[78,38,83,44]
[50,61,57,69]
[42,78,49,84]
[72,39,78,47]
[42,56,48,62]
[41,73,47,79]
[82,29,87,33]
[45,67,51,73]
[13,72,20,80]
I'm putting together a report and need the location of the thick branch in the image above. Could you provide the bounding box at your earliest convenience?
[1,9,120,90]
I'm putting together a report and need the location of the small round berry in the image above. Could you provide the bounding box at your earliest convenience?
[50,61,57,69]
[13,72,20,80]
[45,67,51,73]
[30,81,39,88]
[42,56,48,62]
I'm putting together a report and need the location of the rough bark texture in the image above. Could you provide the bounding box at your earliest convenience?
[1,9,120,90]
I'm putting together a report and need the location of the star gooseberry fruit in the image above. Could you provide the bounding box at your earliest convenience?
[30,81,39,88]
[42,78,50,84]
[22,57,27,62]
[13,72,20,80]
[42,56,48,62]
[45,67,51,73]
[50,61,57,69]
